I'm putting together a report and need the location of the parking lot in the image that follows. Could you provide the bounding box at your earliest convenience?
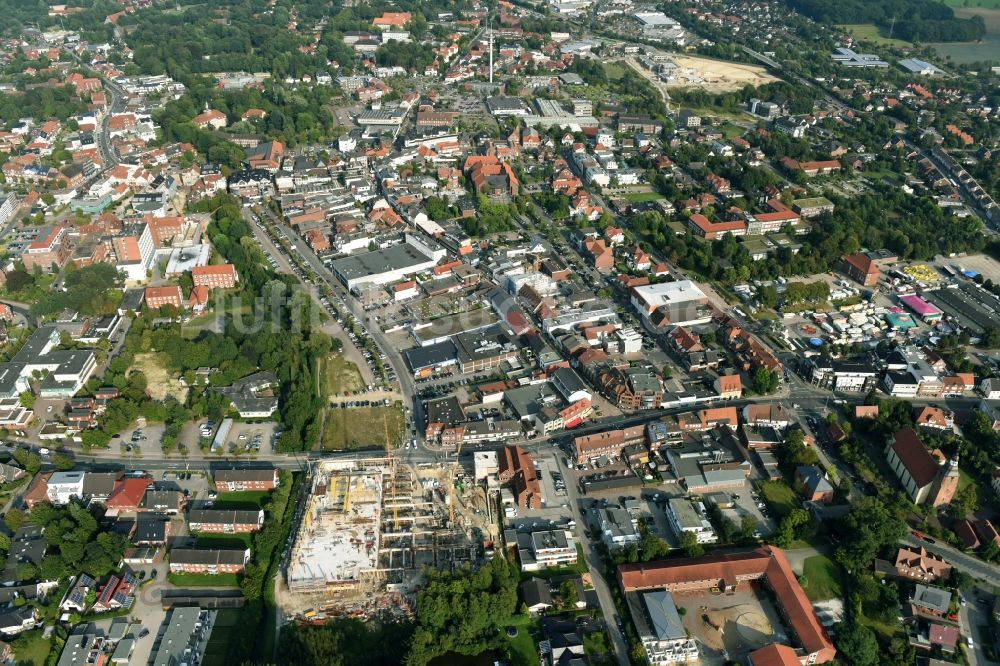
[225,421,279,456]
[122,424,166,456]
[715,485,777,537]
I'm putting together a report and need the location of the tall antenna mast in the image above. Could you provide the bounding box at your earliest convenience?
[489,16,494,84]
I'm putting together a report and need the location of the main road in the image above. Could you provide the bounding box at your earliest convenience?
[253,204,426,454]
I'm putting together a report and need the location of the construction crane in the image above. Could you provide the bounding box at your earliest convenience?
[385,413,399,530]
[448,439,466,525]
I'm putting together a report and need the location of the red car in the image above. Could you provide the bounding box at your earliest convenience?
[911,530,925,540]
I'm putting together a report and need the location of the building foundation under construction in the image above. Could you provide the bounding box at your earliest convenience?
[284,457,478,618]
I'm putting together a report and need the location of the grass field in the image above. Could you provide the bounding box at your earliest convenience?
[214,490,271,509]
[800,555,844,602]
[943,0,1000,7]
[719,123,746,140]
[837,24,914,47]
[623,191,665,203]
[202,608,242,666]
[321,404,406,450]
[195,532,253,549]
[757,480,799,518]
[12,631,51,666]
[604,62,627,80]
[323,353,365,395]
[505,615,541,666]
[167,571,241,587]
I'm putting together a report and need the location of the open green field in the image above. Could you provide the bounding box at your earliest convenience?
[202,608,242,666]
[321,404,406,450]
[323,353,365,395]
[194,532,253,549]
[838,24,914,47]
[942,0,1000,7]
[12,631,52,666]
[214,490,271,509]
[623,191,665,203]
[718,123,746,140]
[800,555,844,601]
[604,62,627,80]
[167,571,241,587]
[757,480,799,518]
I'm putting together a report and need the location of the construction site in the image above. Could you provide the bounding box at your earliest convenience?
[281,457,498,621]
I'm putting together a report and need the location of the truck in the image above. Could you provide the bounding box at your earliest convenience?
[211,418,234,453]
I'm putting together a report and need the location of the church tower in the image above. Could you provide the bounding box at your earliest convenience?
[932,454,961,508]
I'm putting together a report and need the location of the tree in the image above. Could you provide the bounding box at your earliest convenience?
[52,453,75,471]
[15,561,37,582]
[752,368,780,395]
[834,497,907,574]
[12,449,41,475]
[4,508,24,532]
[834,620,879,666]
[559,580,578,610]
[679,530,704,557]
[17,391,35,409]
[773,508,811,547]
[741,515,759,540]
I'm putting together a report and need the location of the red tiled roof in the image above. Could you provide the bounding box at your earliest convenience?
[748,643,801,666]
[106,478,152,509]
[619,546,835,662]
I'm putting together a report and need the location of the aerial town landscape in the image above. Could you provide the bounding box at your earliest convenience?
[1,0,1000,664]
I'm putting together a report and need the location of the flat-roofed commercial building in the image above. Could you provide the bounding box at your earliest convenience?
[330,235,446,290]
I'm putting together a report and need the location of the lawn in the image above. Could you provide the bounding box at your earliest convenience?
[323,353,365,396]
[12,631,51,666]
[604,62,626,80]
[194,532,253,549]
[799,555,844,602]
[504,615,541,666]
[321,404,406,451]
[837,24,913,47]
[623,191,665,203]
[718,122,745,140]
[757,480,799,518]
[202,608,242,666]
[859,612,902,639]
[943,0,1000,7]
[958,468,976,491]
[582,630,614,665]
[214,490,271,509]
[167,571,241,587]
